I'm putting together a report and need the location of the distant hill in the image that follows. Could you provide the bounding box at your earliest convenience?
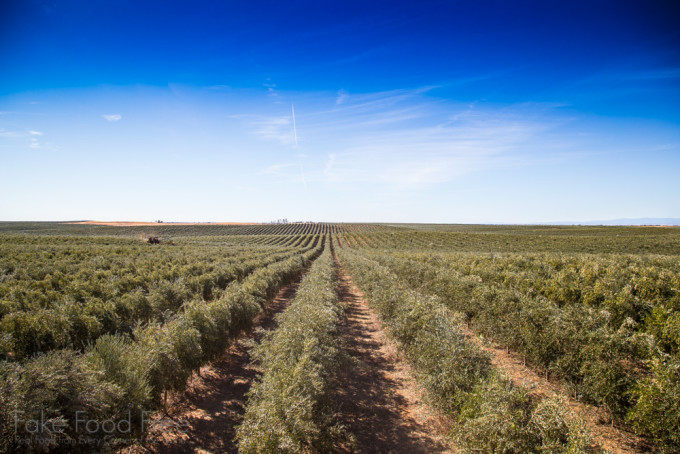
[548,218,680,226]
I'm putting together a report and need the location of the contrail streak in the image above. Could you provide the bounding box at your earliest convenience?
[292,104,298,146]
[292,104,305,190]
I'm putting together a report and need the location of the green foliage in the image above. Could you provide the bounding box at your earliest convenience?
[394,296,491,414]
[237,243,345,453]
[0,309,71,360]
[1,223,677,452]
[183,298,226,362]
[338,248,590,452]
[339,251,491,415]
[0,350,120,453]
[646,306,680,354]
[0,233,324,453]
[85,334,152,438]
[628,354,680,452]
[0,234,315,359]
[456,375,591,453]
[134,317,203,397]
[371,250,677,447]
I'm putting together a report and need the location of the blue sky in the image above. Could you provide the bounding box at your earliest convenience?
[1,0,678,223]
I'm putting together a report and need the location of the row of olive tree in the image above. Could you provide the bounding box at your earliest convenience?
[0,236,319,360]
[339,248,590,453]
[237,241,346,453]
[373,251,679,452]
[0,238,323,453]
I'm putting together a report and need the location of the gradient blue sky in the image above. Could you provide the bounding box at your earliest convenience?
[1,0,678,223]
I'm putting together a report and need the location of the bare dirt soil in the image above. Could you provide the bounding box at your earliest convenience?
[461,327,649,454]
[123,275,303,454]
[333,259,455,454]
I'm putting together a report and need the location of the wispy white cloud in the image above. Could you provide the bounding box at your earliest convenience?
[267,89,573,188]
[623,68,680,80]
[292,105,298,146]
[566,66,680,96]
[0,128,54,150]
[206,84,231,90]
[103,114,122,122]
[263,82,278,97]
[0,129,24,138]
[238,86,584,193]
[1,129,43,139]
[251,116,296,145]
[327,87,434,115]
[335,89,349,105]
[263,163,296,175]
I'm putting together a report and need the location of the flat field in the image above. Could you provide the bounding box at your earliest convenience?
[0,222,678,453]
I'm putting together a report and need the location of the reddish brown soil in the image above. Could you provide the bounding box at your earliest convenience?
[123,275,303,453]
[334,259,454,454]
[461,327,649,454]
[355,235,371,248]
[66,221,258,226]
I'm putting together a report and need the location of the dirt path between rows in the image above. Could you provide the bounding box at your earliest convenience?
[126,274,305,454]
[461,327,649,453]
[333,258,454,454]
[344,235,353,248]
